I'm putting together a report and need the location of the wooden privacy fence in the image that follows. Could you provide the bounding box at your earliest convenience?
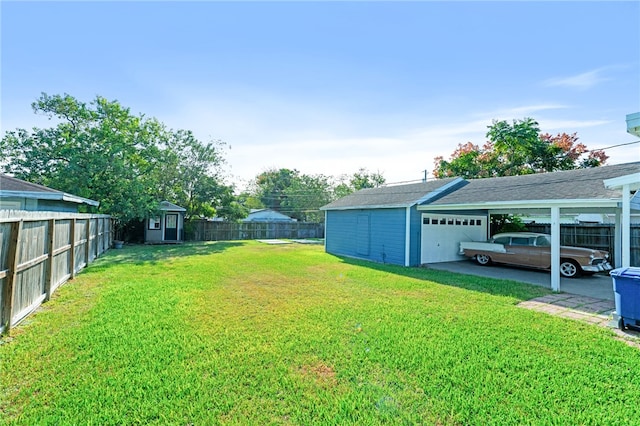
[190,220,324,242]
[525,223,640,267]
[0,211,112,335]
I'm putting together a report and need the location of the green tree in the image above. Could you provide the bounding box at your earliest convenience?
[253,168,300,211]
[1,93,233,236]
[282,173,333,222]
[433,118,608,179]
[334,168,386,198]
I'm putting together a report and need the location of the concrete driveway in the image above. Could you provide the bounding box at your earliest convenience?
[426,260,615,300]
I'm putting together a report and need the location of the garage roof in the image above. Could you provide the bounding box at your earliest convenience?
[422,162,640,211]
[321,177,463,210]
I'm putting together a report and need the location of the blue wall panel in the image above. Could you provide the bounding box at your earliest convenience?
[326,208,408,266]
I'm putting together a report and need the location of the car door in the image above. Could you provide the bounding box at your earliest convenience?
[533,235,552,268]
[503,236,537,267]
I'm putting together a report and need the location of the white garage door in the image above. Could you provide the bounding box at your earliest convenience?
[420,214,487,264]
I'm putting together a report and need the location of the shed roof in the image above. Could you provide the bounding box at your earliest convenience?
[321,177,463,210]
[159,201,186,212]
[427,162,639,207]
[0,174,99,207]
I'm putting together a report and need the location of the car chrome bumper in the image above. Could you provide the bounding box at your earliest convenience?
[582,262,613,273]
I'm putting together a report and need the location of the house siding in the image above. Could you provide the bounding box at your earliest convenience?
[326,208,408,265]
[0,197,79,213]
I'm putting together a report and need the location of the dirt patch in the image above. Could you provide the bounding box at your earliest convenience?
[298,361,337,388]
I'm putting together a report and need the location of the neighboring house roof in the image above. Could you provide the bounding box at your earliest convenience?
[425,162,640,210]
[158,201,186,212]
[243,208,296,222]
[320,177,464,210]
[0,174,99,207]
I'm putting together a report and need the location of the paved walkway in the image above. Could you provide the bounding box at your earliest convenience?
[518,293,640,348]
[518,293,614,327]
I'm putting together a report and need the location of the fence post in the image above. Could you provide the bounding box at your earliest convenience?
[1,220,23,335]
[85,218,90,266]
[45,219,55,301]
[93,218,98,260]
[70,219,77,278]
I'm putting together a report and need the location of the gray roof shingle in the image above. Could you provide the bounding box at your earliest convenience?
[321,177,462,210]
[0,174,61,193]
[430,162,640,205]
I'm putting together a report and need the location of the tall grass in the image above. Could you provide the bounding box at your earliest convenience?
[1,242,639,425]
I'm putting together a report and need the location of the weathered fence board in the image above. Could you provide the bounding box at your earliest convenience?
[525,223,640,267]
[190,220,325,242]
[0,212,112,335]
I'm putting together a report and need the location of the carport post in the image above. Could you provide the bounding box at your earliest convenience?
[621,184,631,268]
[550,207,560,292]
[614,210,622,268]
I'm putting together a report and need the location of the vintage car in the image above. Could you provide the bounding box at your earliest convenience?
[459,232,613,278]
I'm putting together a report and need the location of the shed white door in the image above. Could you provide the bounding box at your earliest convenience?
[420,214,487,263]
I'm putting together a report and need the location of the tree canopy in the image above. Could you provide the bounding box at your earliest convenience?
[244,167,386,222]
[0,93,240,233]
[433,118,608,179]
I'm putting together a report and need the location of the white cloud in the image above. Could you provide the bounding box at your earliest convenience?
[479,104,568,119]
[542,68,610,90]
[538,118,612,131]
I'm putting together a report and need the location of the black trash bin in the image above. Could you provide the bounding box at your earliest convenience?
[611,267,640,330]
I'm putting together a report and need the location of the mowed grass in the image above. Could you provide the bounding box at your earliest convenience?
[1,242,640,425]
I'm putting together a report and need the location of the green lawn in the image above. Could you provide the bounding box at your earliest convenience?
[1,242,639,425]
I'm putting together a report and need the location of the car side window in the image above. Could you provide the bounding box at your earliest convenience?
[511,237,529,246]
[536,236,550,246]
[493,236,510,245]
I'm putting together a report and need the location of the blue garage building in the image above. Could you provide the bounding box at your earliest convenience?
[321,178,465,266]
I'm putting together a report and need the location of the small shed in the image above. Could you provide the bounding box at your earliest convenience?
[145,201,186,244]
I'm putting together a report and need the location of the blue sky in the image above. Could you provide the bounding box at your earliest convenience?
[2,1,639,189]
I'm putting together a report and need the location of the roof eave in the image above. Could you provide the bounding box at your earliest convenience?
[62,193,100,207]
[418,198,624,211]
[1,190,99,207]
[321,203,412,211]
[604,173,640,191]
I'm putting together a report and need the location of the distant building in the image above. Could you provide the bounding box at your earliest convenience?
[0,174,99,212]
[242,208,297,222]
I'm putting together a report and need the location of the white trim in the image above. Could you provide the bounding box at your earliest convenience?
[604,173,640,191]
[414,177,466,205]
[622,184,631,267]
[405,206,411,266]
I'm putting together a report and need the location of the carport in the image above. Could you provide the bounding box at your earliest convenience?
[418,162,640,292]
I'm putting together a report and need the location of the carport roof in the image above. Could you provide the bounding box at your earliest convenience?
[421,162,640,210]
[321,177,463,210]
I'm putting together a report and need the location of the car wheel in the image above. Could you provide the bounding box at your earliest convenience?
[560,259,581,278]
[619,317,626,331]
[476,254,492,266]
